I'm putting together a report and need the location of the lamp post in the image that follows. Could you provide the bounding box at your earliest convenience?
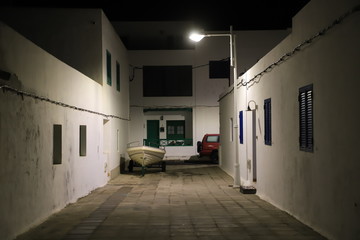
[189,26,241,187]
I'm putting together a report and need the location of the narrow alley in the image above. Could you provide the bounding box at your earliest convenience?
[15,164,326,240]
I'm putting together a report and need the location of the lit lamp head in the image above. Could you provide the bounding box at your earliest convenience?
[189,32,205,42]
[247,100,257,111]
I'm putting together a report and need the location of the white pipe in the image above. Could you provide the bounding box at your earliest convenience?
[232,26,241,187]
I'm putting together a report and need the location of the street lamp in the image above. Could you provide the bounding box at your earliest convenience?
[189,27,234,68]
[189,26,241,187]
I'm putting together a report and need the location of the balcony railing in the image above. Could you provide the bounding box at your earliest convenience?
[144,138,193,147]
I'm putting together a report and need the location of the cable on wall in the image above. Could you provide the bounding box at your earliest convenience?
[237,4,360,88]
[130,104,219,109]
[192,57,229,69]
[129,64,142,82]
[0,85,130,121]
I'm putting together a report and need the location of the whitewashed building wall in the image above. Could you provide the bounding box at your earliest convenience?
[219,0,360,239]
[0,9,129,240]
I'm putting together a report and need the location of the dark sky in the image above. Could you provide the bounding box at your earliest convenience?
[2,0,311,30]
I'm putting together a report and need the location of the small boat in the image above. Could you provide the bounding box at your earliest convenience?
[126,142,166,175]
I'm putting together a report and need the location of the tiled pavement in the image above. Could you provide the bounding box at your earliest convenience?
[15,164,327,240]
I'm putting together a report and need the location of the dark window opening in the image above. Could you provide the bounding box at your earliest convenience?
[79,125,87,156]
[106,50,112,86]
[53,124,62,164]
[116,61,120,91]
[143,65,192,97]
[209,58,230,79]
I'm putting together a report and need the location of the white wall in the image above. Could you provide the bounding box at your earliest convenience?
[0,7,131,177]
[0,9,130,240]
[219,87,235,177]
[219,0,360,239]
[128,107,144,145]
[194,107,220,142]
[0,22,106,240]
[101,12,130,178]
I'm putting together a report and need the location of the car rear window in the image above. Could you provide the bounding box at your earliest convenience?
[206,135,219,142]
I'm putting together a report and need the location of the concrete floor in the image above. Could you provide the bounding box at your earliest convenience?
[15,164,327,240]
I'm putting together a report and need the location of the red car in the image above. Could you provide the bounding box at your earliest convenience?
[197,134,220,162]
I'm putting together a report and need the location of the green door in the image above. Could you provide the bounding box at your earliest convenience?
[146,120,159,147]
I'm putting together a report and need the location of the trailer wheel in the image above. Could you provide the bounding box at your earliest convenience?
[210,150,219,164]
[161,161,166,172]
[128,160,134,172]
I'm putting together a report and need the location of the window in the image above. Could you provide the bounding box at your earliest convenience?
[168,126,175,135]
[239,111,244,144]
[116,61,120,91]
[143,66,192,97]
[209,59,230,79]
[264,98,272,145]
[53,124,62,164]
[166,120,185,139]
[207,135,219,143]
[177,125,184,135]
[106,50,111,86]
[299,84,313,152]
[79,125,86,156]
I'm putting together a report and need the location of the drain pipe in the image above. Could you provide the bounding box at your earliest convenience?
[231,26,241,187]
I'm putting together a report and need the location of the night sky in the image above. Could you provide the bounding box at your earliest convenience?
[2,0,311,30]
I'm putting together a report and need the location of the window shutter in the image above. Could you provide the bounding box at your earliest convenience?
[239,111,243,144]
[106,50,112,86]
[299,84,313,152]
[306,89,313,150]
[264,98,272,145]
[116,61,120,91]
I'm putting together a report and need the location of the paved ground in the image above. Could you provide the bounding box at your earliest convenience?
[15,164,327,240]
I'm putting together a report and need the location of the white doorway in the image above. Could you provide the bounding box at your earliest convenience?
[246,110,257,182]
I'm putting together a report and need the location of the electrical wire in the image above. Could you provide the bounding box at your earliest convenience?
[130,104,219,109]
[192,57,230,69]
[0,85,130,121]
[237,4,359,88]
[129,64,142,82]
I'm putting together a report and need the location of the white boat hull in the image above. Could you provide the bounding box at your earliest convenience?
[127,146,166,166]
